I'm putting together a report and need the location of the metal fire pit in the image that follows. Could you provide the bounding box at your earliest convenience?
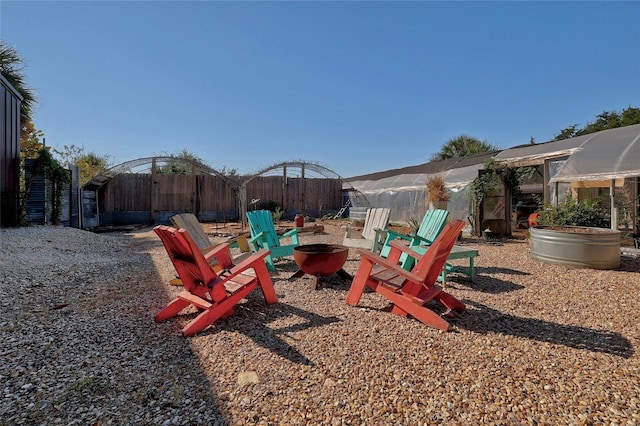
[291,244,351,289]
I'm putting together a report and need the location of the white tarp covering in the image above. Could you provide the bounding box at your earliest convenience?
[345,154,491,224]
[494,136,585,167]
[549,123,640,182]
[441,164,483,191]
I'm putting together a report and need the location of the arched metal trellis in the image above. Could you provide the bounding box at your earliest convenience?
[238,160,369,224]
[82,157,368,227]
[84,156,240,191]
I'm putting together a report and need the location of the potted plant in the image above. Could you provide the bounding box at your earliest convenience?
[426,175,450,210]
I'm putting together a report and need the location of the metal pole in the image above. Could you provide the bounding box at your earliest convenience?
[301,163,306,216]
[610,179,616,230]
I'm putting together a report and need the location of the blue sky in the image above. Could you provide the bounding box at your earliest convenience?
[2,1,639,178]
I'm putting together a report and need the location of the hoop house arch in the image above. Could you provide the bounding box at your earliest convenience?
[239,161,360,223]
[82,156,240,228]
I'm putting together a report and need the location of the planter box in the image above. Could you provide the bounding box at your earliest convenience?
[530,225,620,269]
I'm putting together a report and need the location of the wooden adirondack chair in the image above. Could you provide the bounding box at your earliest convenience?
[170,213,250,254]
[246,210,300,271]
[378,209,449,266]
[342,207,391,253]
[154,225,277,336]
[345,220,466,331]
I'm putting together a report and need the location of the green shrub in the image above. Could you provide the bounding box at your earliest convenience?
[537,197,610,228]
[272,206,284,222]
[263,200,285,222]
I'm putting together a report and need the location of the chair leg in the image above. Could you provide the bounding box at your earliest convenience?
[407,305,452,331]
[390,304,409,317]
[155,298,191,322]
[181,286,257,336]
[265,256,276,271]
[254,262,278,304]
[376,285,453,331]
[346,259,374,306]
[182,307,231,337]
[435,292,466,312]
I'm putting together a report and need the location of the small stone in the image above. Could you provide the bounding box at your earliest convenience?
[323,378,336,388]
[238,371,259,386]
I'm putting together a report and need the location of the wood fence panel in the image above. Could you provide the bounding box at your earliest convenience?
[246,176,285,210]
[246,176,341,214]
[97,173,342,225]
[198,175,237,219]
[102,174,151,212]
[153,174,196,211]
[287,177,303,212]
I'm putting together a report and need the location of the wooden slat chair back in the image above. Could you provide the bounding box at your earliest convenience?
[379,209,449,261]
[170,213,250,254]
[154,225,277,336]
[246,210,301,271]
[170,213,216,252]
[343,207,391,252]
[345,220,466,332]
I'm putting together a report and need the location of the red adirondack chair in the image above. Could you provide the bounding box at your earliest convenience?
[154,225,278,336]
[345,220,466,331]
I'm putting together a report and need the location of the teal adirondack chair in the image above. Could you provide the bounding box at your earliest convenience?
[246,210,300,271]
[379,209,449,269]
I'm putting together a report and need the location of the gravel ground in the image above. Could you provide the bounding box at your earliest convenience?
[1,221,639,425]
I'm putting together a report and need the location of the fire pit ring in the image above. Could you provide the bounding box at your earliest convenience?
[291,244,351,289]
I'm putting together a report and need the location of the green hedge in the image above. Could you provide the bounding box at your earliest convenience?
[537,197,610,228]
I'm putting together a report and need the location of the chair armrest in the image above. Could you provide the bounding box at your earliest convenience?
[374,228,388,240]
[203,243,234,268]
[410,234,434,246]
[345,227,363,239]
[372,229,389,254]
[389,240,424,259]
[223,249,271,280]
[279,228,300,245]
[385,229,412,242]
[203,242,231,261]
[356,248,424,284]
[248,232,271,251]
[201,244,221,255]
[248,231,267,244]
[281,228,299,238]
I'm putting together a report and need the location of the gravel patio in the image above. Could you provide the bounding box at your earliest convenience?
[1,221,639,425]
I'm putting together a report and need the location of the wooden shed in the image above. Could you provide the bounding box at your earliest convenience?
[1,73,23,227]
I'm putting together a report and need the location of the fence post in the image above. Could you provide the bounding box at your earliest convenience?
[150,158,157,224]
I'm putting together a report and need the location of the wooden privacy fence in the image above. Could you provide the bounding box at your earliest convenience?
[245,176,343,217]
[93,173,342,227]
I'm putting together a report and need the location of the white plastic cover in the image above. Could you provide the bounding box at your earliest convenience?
[549,124,640,182]
[346,163,484,224]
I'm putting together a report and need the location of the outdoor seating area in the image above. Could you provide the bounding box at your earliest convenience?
[2,217,639,424]
[2,6,638,423]
[160,209,473,335]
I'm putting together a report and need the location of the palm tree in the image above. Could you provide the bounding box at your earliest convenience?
[0,41,37,128]
[430,135,500,162]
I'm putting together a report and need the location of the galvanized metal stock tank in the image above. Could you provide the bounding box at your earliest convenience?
[529,226,621,269]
